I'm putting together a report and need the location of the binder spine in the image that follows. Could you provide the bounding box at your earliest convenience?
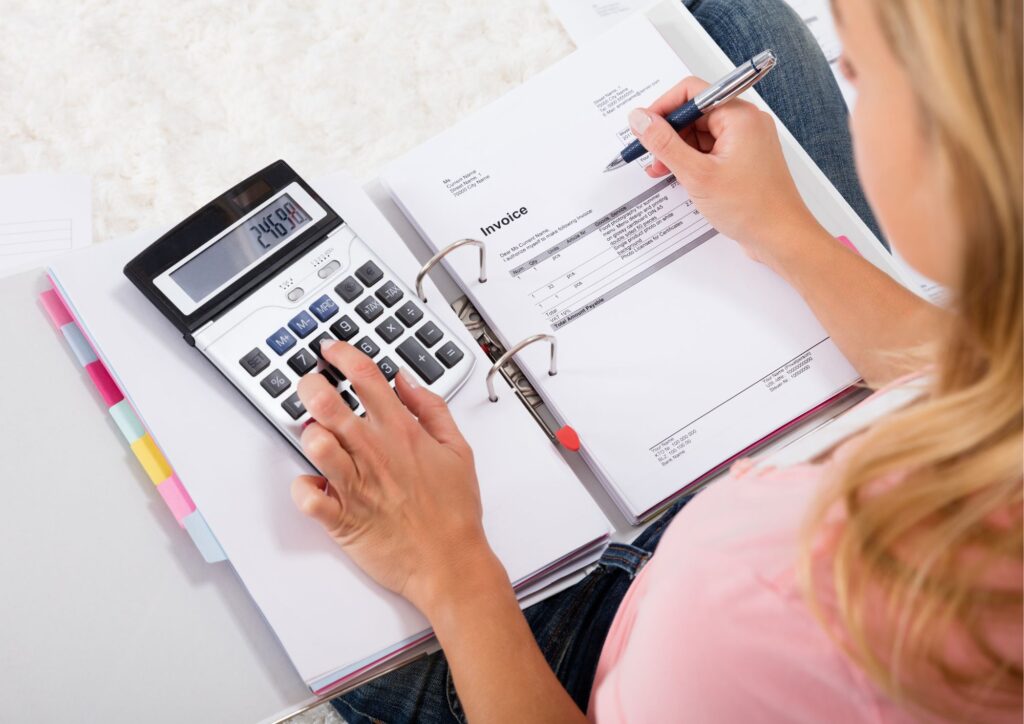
[40,285,227,563]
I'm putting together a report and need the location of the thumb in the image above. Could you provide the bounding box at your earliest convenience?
[395,369,465,448]
[629,108,710,186]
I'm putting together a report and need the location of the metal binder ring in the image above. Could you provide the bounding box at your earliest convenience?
[486,334,558,403]
[415,238,487,303]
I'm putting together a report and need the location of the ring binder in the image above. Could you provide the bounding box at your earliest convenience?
[486,334,558,402]
[414,238,487,303]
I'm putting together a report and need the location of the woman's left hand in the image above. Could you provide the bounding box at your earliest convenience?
[291,338,496,613]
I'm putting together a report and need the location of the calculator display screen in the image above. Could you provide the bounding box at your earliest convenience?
[170,194,313,303]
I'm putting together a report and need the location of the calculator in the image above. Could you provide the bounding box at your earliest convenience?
[124,160,474,453]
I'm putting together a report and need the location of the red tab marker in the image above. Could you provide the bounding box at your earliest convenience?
[555,425,580,452]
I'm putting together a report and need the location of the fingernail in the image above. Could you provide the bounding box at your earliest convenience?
[320,339,337,352]
[629,108,651,136]
[399,368,420,389]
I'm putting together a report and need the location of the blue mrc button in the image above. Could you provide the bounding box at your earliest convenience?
[266,327,297,355]
[287,310,318,338]
[309,294,339,322]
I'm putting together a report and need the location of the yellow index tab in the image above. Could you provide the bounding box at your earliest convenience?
[130,433,173,485]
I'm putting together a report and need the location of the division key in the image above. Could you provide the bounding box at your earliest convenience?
[395,338,445,385]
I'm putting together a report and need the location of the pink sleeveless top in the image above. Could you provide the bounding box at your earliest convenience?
[589,382,1021,722]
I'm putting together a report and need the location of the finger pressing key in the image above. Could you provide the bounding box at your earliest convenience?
[296,365,367,452]
[319,339,403,421]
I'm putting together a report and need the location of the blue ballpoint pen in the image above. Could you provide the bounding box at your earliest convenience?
[603,49,778,172]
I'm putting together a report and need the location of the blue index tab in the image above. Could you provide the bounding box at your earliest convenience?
[266,327,297,355]
[309,294,339,322]
[287,310,318,338]
[109,399,145,442]
[60,322,98,366]
[182,510,227,563]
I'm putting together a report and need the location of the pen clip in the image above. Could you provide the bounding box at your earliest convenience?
[695,49,776,111]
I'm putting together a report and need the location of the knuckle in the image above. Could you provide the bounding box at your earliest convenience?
[347,355,381,381]
[302,425,336,460]
[307,386,341,419]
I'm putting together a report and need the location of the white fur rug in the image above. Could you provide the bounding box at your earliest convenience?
[0,1,573,721]
[1,0,573,242]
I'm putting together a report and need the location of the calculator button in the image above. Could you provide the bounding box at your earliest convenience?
[435,341,464,369]
[330,315,360,341]
[396,301,424,327]
[320,367,342,388]
[341,389,360,411]
[287,311,318,339]
[354,336,381,359]
[266,328,297,355]
[355,296,384,322]
[355,260,384,287]
[239,348,270,376]
[281,392,306,420]
[286,287,304,302]
[415,321,444,348]
[260,369,291,398]
[396,338,445,385]
[377,356,399,381]
[309,294,339,322]
[287,348,318,376]
[317,260,341,279]
[375,280,404,307]
[334,276,363,303]
[375,317,403,343]
[309,332,335,358]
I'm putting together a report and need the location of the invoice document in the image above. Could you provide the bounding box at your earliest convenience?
[382,15,860,521]
[0,174,91,277]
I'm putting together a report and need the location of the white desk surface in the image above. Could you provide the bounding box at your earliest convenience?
[0,2,890,720]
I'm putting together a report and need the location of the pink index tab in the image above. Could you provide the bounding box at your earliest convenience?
[40,288,74,328]
[156,474,196,528]
[85,360,124,406]
[837,235,860,255]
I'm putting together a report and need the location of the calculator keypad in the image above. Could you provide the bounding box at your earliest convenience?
[232,243,469,436]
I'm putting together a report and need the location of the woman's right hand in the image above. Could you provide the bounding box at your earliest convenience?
[628,77,823,270]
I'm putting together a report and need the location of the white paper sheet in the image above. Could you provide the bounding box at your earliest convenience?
[49,171,609,691]
[382,16,860,521]
[0,174,91,277]
[547,0,857,106]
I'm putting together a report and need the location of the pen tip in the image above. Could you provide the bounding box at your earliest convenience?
[603,156,626,173]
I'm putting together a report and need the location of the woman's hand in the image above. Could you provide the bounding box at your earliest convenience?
[629,76,822,270]
[291,338,498,613]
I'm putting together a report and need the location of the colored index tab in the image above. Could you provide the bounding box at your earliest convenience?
[84,360,124,406]
[60,322,98,366]
[130,433,173,484]
[183,511,227,563]
[108,399,146,443]
[40,288,73,328]
[156,474,196,528]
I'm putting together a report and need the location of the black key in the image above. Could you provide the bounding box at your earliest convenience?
[355,296,384,322]
[239,347,270,376]
[396,338,445,385]
[281,392,306,420]
[354,260,384,287]
[375,316,403,343]
[354,336,380,359]
[309,331,335,358]
[330,315,359,341]
[260,369,291,398]
[435,341,464,369]
[415,321,444,348]
[396,301,423,327]
[341,389,359,411]
[377,356,399,381]
[334,275,363,303]
[374,280,404,307]
[319,367,342,387]
[287,348,318,376]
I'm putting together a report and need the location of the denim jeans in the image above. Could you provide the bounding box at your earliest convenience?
[333,2,881,721]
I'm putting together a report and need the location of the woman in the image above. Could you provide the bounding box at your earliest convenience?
[292,0,1022,720]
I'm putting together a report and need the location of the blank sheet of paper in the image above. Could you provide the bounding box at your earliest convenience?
[0,174,91,277]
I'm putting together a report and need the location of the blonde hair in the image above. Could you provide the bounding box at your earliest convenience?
[804,1,1022,720]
